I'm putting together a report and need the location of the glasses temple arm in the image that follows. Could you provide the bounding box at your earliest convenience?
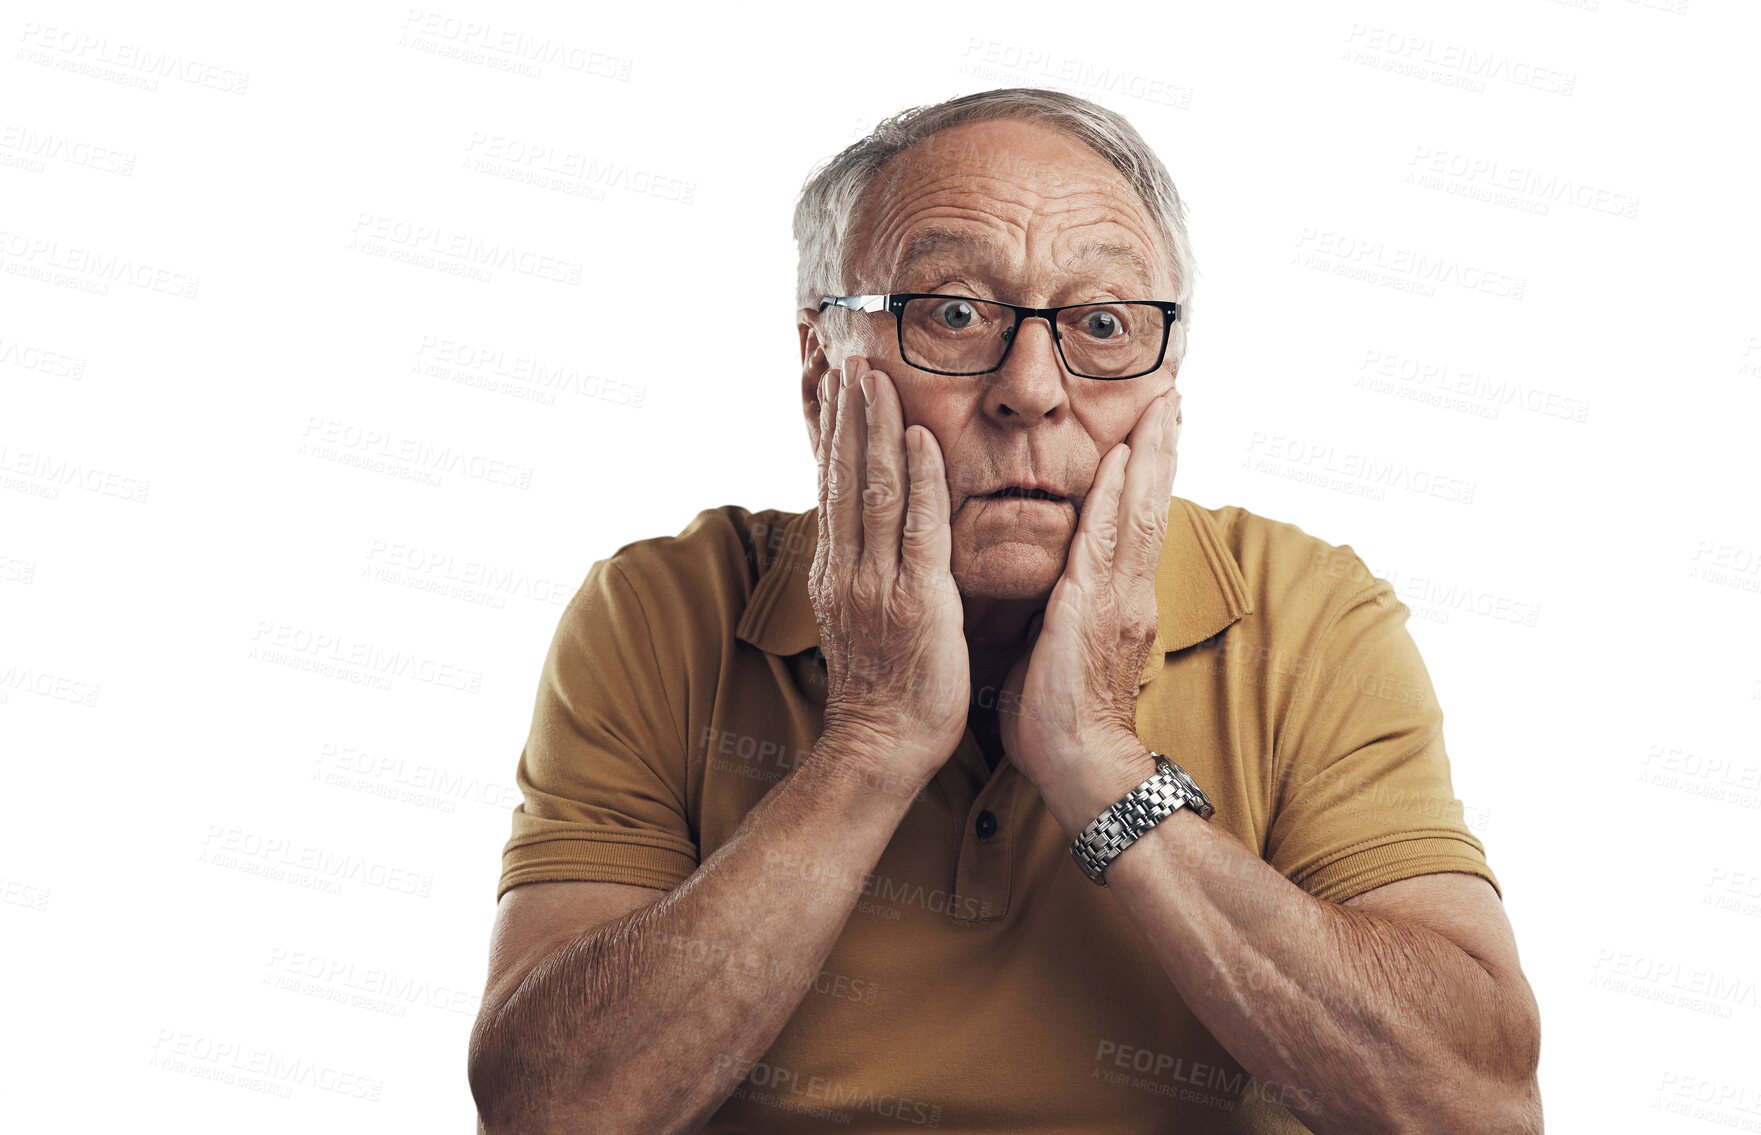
[818,294,892,314]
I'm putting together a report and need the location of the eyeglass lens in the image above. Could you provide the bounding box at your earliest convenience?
[900,296,1165,378]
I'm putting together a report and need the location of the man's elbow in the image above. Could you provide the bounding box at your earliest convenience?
[467,1006,517,1133]
[1390,1068,1540,1135]
[466,1002,552,1135]
[1501,1005,1545,1134]
[1505,1076,1545,1135]
[468,1009,664,1135]
[1498,973,1544,1131]
[1463,1073,1543,1135]
[1442,983,1544,1134]
[1378,979,1541,1134]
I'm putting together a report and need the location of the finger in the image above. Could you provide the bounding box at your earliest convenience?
[899,423,953,585]
[1171,391,1183,485]
[826,355,868,573]
[1115,391,1178,584]
[1064,440,1130,596]
[859,368,907,577]
[811,369,830,465]
[811,367,838,592]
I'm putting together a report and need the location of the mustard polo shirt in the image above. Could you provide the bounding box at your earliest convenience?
[496,496,1500,1132]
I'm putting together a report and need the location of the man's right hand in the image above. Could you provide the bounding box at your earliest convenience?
[808,354,970,793]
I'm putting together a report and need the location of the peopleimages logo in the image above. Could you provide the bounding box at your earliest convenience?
[0,231,199,299]
[149,1029,381,1101]
[0,444,149,502]
[0,125,137,175]
[1342,24,1577,95]
[1093,1040,1324,1118]
[349,214,585,285]
[1407,146,1640,219]
[15,23,251,94]
[712,1053,944,1127]
[199,825,436,897]
[397,10,633,80]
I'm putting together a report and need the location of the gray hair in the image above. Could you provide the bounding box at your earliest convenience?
[793,86,1197,367]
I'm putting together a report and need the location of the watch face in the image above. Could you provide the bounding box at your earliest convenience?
[1162,760,1215,817]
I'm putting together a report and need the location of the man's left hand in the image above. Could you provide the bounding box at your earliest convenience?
[999,388,1182,836]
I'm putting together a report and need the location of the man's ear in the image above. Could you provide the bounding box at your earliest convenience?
[798,307,834,461]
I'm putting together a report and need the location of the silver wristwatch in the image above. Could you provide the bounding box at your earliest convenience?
[1071,753,1214,885]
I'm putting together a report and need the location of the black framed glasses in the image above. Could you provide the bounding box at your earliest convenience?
[818,292,1180,380]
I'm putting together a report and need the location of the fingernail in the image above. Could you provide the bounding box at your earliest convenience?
[818,373,827,403]
[840,369,851,390]
[859,372,873,403]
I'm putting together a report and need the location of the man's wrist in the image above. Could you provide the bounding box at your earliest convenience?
[1043,734,1159,840]
[797,727,935,814]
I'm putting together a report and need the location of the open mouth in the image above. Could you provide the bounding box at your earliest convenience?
[984,486,1065,502]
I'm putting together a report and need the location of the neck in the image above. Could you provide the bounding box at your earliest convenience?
[962,592,1044,695]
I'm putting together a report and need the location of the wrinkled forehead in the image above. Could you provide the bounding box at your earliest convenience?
[847,122,1170,295]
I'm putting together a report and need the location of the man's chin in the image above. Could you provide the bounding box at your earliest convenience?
[950,537,1069,600]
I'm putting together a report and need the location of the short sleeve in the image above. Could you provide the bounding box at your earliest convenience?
[496,558,699,902]
[1264,570,1500,905]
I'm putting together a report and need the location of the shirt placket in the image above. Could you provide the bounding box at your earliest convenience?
[937,731,1019,924]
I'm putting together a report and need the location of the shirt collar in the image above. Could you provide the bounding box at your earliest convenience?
[736,496,1254,686]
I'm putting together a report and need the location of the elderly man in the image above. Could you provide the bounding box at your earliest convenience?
[467,87,1542,1133]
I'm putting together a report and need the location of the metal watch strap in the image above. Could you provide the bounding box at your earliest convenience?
[1071,752,1214,886]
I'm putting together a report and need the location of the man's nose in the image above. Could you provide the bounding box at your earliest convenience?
[981,316,1069,424]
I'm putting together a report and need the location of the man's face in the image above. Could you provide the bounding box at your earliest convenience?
[801,117,1180,601]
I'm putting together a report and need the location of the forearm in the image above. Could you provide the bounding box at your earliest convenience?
[471,731,919,1134]
[1105,811,1540,1133]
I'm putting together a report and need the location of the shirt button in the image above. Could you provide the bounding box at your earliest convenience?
[975,810,997,840]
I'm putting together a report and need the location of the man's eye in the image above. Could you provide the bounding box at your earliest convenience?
[937,299,978,330]
[1081,310,1121,339]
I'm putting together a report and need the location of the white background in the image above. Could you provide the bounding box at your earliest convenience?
[4,0,1759,1131]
